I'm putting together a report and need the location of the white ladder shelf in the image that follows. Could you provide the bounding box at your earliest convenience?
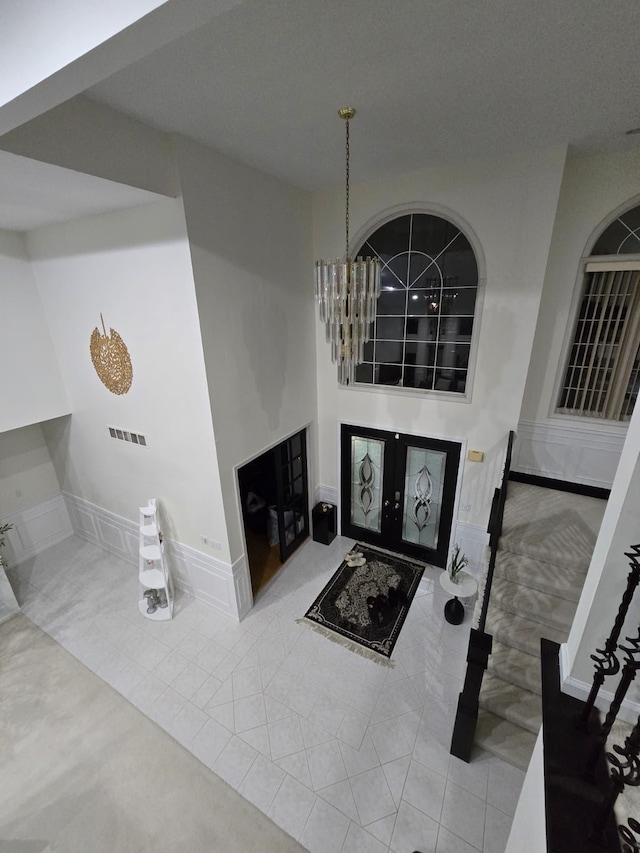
[138,498,174,621]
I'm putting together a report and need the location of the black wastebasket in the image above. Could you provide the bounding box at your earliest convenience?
[312,502,336,545]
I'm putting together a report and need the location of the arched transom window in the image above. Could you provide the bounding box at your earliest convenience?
[353,212,480,395]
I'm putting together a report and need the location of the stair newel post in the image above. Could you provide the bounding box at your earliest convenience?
[619,817,640,852]
[584,629,640,779]
[589,718,640,845]
[578,546,640,731]
[450,629,493,762]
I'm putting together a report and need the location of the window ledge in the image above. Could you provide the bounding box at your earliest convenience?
[340,380,472,405]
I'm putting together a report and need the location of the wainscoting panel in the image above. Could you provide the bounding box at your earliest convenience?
[2,494,73,566]
[66,500,101,546]
[454,521,490,574]
[232,555,253,621]
[64,492,137,563]
[63,492,244,622]
[513,420,626,489]
[169,540,251,622]
[96,517,130,561]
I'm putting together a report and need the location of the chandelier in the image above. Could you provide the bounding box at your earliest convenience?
[314,108,381,385]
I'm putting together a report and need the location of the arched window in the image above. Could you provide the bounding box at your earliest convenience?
[353,211,481,395]
[556,204,640,422]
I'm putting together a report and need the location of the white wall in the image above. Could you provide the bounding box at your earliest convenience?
[505,731,546,853]
[564,399,640,704]
[313,146,567,530]
[0,424,60,515]
[173,135,317,562]
[515,144,640,487]
[0,0,240,136]
[26,198,230,560]
[0,0,168,107]
[0,229,70,433]
[519,142,640,433]
[0,96,178,198]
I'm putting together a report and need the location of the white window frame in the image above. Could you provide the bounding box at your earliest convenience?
[551,195,640,427]
[347,203,486,405]
[555,261,640,421]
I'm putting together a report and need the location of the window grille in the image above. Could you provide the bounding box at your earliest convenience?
[557,266,640,420]
[353,212,480,395]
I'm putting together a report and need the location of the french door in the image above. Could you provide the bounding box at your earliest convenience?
[274,428,309,562]
[340,424,461,567]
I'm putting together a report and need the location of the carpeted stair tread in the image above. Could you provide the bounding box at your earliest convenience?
[490,577,577,632]
[485,608,569,657]
[480,673,542,734]
[474,709,536,772]
[470,480,602,769]
[487,640,542,695]
[494,551,585,603]
[499,481,605,572]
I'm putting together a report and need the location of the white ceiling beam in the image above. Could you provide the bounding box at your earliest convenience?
[0,0,242,135]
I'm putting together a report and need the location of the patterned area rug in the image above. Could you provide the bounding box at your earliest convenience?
[300,544,425,664]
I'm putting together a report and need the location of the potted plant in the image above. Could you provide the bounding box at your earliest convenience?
[448,544,468,584]
[0,523,13,570]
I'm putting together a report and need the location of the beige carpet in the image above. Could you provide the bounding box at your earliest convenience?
[473,481,606,770]
[0,614,307,853]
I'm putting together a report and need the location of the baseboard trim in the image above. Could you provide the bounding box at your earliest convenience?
[63,492,245,622]
[315,485,338,507]
[2,494,73,566]
[559,642,640,724]
[508,471,610,500]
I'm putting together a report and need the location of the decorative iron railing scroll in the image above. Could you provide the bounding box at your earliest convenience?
[585,627,640,779]
[620,817,640,852]
[579,544,640,731]
[590,718,640,845]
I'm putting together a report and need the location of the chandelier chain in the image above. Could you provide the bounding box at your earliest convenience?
[315,106,381,385]
[345,116,350,260]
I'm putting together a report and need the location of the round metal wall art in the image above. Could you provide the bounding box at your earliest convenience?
[90,314,133,395]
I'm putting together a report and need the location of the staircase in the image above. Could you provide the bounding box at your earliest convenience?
[473,478,607,770]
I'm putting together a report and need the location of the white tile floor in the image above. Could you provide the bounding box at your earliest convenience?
[7,534,524,853]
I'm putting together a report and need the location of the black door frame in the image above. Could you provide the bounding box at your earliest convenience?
[274,428,310,562]
[340,423,461,568]
[236,425,311,575]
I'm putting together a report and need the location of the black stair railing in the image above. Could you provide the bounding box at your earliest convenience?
[450,430,515,762]
[542,547,640,851]
[578,545,640,731]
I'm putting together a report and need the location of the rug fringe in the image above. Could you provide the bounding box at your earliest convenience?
[296,618,394,668]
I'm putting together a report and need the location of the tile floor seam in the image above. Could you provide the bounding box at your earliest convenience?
[6,534,522,853]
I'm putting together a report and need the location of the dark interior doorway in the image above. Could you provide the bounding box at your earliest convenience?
[238,429,309,596]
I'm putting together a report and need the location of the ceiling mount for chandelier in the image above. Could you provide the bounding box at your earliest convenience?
[314,107,381,385]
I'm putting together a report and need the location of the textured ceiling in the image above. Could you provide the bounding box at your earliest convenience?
[3,0,640,232]
[85,0,640,190]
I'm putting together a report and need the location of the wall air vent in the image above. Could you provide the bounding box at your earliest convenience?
[108,426,147,447]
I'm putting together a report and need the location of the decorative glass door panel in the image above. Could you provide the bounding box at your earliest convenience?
[341,425,460,567]
[350,436,384,533]
[401,446,446,550]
